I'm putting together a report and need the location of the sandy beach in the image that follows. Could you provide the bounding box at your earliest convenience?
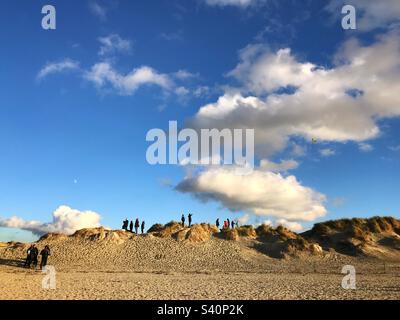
[1,223,400,300]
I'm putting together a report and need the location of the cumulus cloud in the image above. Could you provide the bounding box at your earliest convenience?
[175,166,327,221]
[37,59,80,81]
[191,30,400,156]
[326,0,400,31]
[84,63,174,95]
[0,206,101,236]
[237,214,250,225]
[275,219,303,232]
[98,34,132,56]
[259,159,299,173]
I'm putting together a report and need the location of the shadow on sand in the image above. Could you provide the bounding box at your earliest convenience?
[0,258,25,268]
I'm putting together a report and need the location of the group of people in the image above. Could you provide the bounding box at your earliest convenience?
[216,218,238,230]
[24,244,50,270]
[122,214,240,233]
[122,218,145,234]
[181,213,193,227]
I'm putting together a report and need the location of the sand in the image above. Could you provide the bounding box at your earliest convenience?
[0,232,399,300]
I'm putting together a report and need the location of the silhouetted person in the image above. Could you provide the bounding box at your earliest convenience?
[216,218,220,230]
[122,219,129,231]
[24,245,34,268]
[181,214,185,227]
[31,244,39,269]
[40,245,51,269]
[129,221,134,233]
[141,221,145,234]
[188,213,193,227]
[135,218,140,234]
[231,221,235,229]
[227,219,230,229]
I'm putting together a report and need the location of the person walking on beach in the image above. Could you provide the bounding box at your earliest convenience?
[181,214,185,227]
[31,244,39,269]
[135,218,140,234]
[188,213,193,227]
[24,245,34,268]
[129,220,133,233]
[216,218,220,230]
[141,221,145,234]
[40,245,51,269]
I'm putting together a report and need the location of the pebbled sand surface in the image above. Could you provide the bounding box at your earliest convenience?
[1,236,399,300]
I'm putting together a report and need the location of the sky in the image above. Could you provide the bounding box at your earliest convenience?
[0,0,399,242]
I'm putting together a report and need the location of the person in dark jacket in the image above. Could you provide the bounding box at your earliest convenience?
[129,220,134,233]
[188,213,193,227]
[122,219,129,231]
[24,245,34,268]
[216,218,220,230]
[40,245,51,269]
[227,219,230,229]
[135,219,140,234]
[181,214,185,227]
[31,244,39,269]
[141,221,145,234]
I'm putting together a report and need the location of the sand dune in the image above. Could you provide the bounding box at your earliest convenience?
[0,217,399,300]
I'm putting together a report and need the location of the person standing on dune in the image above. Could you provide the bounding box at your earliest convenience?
[181,214,185,227]
[122,219,128,231]
[216,218,220,230]
[141,221,145,234]
[135,218,140,234]
[188,213,193,227]
[129,220,133,233]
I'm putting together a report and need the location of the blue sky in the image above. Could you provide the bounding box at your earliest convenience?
[0,0,399,242]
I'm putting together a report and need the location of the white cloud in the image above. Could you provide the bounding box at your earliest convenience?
[259,159,299,173]
[37,59,80,80]
[175,86,190,96]
[358,142,374,152]
[275,219,303,232]
[85,63,173,95]
[174,70,198,80]
[237,214,250,225]
[176,166,327,222]
[191,30,400,156]
[320,148,336,157]
[0,205,101,236]
[89,1,107,21]
[326,0,400,31]
[291,143,306,157]
[98,34,132,56]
